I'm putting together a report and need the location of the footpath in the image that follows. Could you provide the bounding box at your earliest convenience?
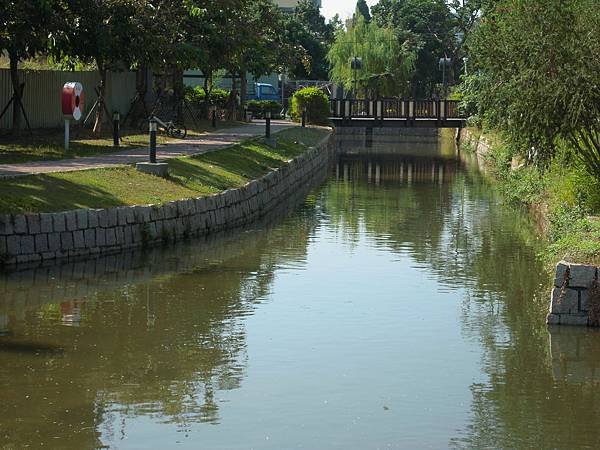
[0,120,294,178]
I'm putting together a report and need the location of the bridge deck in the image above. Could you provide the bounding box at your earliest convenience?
[329,99,466,128]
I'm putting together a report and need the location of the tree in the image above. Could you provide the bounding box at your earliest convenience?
[52,0,148,135]
[372,0,456,96]
[327,15,416,98]
[356,0,372,23]
[0,1,60,133]
[467,0,600,179]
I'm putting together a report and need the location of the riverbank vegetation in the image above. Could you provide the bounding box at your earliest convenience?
[0,127,329,214]
[458,0,600,264]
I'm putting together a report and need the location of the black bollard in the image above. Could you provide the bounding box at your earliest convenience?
[149,118,157,163]
[212,109,217,129]
[301,107,307,128]
[113,112,120,148]
[265,110,271,138]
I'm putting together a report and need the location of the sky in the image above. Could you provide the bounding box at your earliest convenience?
[321,0,379,21]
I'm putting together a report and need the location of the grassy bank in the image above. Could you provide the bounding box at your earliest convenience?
[0,127,329,214]
[461,128,600,265]
[0,120,242,164]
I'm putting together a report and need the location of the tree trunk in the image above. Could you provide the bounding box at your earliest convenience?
[240,72,247,104]
[93,63,107,136]
[172,67,184,122]
[9,52,21,134]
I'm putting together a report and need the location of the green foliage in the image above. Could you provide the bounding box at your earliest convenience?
[290,87,329,125]
[246,100,282,113]
[327,15,416,97]
[184,87,229,108]
[355,0,372,23]
[468,0,600,178]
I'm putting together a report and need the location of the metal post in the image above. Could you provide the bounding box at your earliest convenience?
[302,107,306,128]
[265,110,271,138]
[149,118,157,163]
[64,119,70,151]
[211,109,217,128]
[113,112,120,147]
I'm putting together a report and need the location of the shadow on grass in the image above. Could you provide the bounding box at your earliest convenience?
[0,174,128,214]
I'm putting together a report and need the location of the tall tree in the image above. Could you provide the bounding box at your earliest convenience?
[1,0,60,133]
[356,0,372,23]
[328,15,416,98]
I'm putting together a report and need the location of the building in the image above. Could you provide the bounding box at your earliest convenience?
[276,0,321,13]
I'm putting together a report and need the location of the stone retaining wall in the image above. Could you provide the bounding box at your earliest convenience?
[547,261,600,326]
[0,135,333,270]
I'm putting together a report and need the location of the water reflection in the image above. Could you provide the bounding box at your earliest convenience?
[2,133,598,449]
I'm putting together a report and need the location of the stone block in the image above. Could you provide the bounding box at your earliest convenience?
[53,213,66,232]
[0,215,13,235]
[13,215,27,234]
[25,214,41,234]
[84,229,96,248]
[88,210,99,228]
[48,233,61,252]
[551,287,580,314]
[73,230,85,249]
[7,235,21,255]
[115,227,125,245]
[76,209,88,229]
[39,213,53,233]
[16,253,41,265]
[42,252,56,261]
[107,209,118,227]
[125,207,136,224]
[98,210,109,228]
[133,206,151,223]
[20,235,34,254]
[150,205,164,221]
[569,264,597,289]
[0,236,6,256]
[136,162,169,177]
[61,232,74,251]
[65,210,78,231]
[195,197,208,214]
[560,314,589,327]
[106,228,117,246]
[96,228,106,247]
[34,234,48,253]
[165,202,178,219]
[124,226,133,246]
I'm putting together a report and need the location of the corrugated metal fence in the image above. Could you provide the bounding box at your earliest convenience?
[0,69,137,129]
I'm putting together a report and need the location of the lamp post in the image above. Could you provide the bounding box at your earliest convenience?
[351,57,362,99]
[149,118,157,163]
[278,71,287,117]
[438,56,451,98]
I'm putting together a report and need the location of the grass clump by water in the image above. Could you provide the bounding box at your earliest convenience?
[465,129,600,265]
[0,127,330,215]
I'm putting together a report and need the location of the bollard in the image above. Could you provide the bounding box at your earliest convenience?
[212,109,217,128]
[301,107,307,128]
[113,112,120,147]
[265,110,271,138]
[149,118,157,163]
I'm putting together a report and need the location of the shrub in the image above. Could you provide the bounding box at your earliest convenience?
[246,100,282,118]
[184,86,230,108]
[290,87,330,125]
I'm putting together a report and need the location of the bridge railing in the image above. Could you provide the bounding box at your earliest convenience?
[329,98,464,120]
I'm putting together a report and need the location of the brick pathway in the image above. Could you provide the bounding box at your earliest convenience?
[0,120,295,178]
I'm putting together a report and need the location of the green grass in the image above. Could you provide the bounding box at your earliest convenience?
[0,120,243,164]
[0,127,330,215]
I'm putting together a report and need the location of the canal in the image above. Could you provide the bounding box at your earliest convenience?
[1,133,600,449]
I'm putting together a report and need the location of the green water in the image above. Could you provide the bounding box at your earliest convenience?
[1,135,600,449]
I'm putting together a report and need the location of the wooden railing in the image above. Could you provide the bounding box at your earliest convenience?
[329,98,464,120]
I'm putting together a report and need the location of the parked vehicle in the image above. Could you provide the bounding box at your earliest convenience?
[249,83,280,102]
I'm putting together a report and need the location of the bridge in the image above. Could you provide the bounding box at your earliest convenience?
[329,99,466,128]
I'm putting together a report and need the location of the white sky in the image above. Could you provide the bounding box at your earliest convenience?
[321,0,379,20]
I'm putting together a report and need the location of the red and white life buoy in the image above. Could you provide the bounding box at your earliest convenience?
[62,82,85,121]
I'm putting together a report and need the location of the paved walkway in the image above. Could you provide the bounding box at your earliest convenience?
[0,120,295,178]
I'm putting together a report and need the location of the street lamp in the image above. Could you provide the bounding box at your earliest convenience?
[278,71,287,115]
[351,56,362,99]
[438,56,451,98]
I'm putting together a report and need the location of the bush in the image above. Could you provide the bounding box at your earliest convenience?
[246,100,282,118]
[184,86,230,108]
[290,87,330,125]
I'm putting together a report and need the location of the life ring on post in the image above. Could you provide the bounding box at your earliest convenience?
[62,82,85,121]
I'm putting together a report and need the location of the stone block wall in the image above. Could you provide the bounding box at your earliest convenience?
[547,261,600,326]
[0,135,333,270]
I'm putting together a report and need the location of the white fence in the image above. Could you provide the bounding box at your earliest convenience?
[0,69,137,130]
